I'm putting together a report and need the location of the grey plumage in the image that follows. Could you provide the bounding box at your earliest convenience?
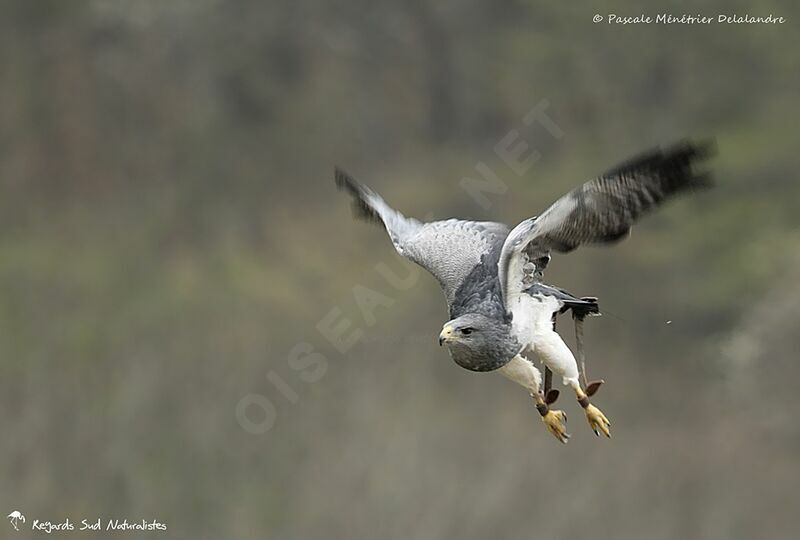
[435,312,520,372]
[444,242,520,371]
[336,168,508,306]
[335,140,713,372]
[499,141,714,302]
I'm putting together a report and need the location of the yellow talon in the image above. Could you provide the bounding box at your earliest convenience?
[584,403,611,438]
[541,409,570,444]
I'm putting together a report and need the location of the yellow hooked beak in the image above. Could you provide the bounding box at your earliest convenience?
[439,324,456,346]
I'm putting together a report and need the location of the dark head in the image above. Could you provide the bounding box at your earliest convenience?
[438,313,520,372]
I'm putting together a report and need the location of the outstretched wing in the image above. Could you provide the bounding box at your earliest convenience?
[335,168,509,306]
[499,141,714,303]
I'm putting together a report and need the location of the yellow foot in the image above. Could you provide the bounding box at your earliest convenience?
[584,404,611,438]
[541,409,570,444]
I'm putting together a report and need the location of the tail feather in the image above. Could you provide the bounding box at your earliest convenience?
[525,282,601,317]
[563,296,600,318]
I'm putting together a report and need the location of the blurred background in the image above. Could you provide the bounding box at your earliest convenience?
[1,1,799,538]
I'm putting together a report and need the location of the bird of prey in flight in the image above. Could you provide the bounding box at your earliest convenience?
[335,142,713,443]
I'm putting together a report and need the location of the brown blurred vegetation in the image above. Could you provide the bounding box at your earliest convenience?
[1,1,799,539]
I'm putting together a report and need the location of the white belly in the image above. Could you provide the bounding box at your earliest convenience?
[508,292,580,388]
[508,293,561,347]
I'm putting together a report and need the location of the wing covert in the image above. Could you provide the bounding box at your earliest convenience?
[499,141,714,303]
[336,168,509,305]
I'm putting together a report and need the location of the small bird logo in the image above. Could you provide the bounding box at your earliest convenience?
[7,511,25,531]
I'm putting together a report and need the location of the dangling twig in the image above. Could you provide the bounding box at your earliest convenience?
[574,315,588,389]
[544,314,556,395]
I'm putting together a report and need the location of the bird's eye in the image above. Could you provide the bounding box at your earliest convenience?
[461,328,474,335]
